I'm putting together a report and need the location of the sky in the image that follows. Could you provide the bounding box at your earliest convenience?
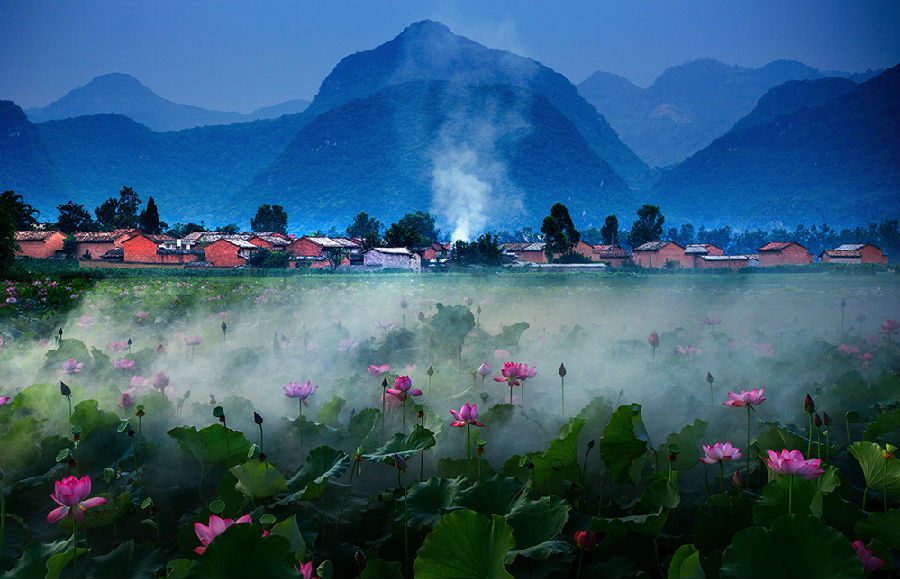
[1,0,898,113]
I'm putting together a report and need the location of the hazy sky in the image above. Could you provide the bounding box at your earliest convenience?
[1,0,897,113]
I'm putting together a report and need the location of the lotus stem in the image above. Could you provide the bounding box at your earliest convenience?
[299,400,305,455]
[561,376,565,416]
[862,485,869,511]
[788,475,793,515]
[816,426,821,459]
[509,384,513,406]
[402,398,407,432]
[132,436,139,481]
[576,548,584,579]
[719,462,725,493]
[466,424,472,482]
[0,489,5,564]
[825,430,830,463]
[336,456,358,531]
[746,406,752,482]
[807,414,813,457]
[71,520,77,579]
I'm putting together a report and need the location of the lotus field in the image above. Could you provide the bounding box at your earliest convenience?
[0,272,898,578]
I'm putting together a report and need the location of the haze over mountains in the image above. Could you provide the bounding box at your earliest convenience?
[1,20,897,235]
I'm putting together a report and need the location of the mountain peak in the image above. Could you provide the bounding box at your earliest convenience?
[399,19,452,38]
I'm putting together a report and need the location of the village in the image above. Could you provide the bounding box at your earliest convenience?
[13,228,889,272]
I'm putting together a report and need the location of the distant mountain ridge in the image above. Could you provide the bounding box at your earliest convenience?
[25,73,310,132]
[308,20,653,191]
[0,101,71,203]
[577,58,883,168]
[650,66,899,229]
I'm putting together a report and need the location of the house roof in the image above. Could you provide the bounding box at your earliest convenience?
[759,241,807,252]
[209,238,258,249]
[820,249,861,258]
[15,230,62,241]
[592,245,632,258]
[367,247,414,256]
[182,232,256,244]
[253,235,291,247]
[701,255,749,261]
[685,243,720,254]
[500,242,545,252]
[301,236,360,248]
[833,243,881,252]
[123,233,175,244]
[634,241,681,251]
[73,230,136,242]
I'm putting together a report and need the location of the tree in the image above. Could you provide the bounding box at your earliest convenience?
[251,204,288,234]
[0,203,16,272]
[541,202,580,261]
[628,205,664,248]
[138,196,162,234]
[56,201,96,233]
[62,234,78,259]
[94,197,119,231]
[346,212,382,249]
[247,249,289,268]
[600,214,618,245]
[94,186,142,230]
[384,211,439,248]
[323,247,350,269]
[450,234,504,266]
[1,191,40,231]
[167,222,207,237]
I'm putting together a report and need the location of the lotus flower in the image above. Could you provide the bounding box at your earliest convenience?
[113,358,136,371]
[851,540,885,573]
[676,345,699,357]
[858,351,874,368]
[106,341,128,352]
[0,396,11,406]
[699,442,743,464]
[703,317,722,325]
[838,343,860,356]
[338,338,359,352]
[648,332,660,348]
[367,364,390,376]
[493,362,533,385]
[151,371,170,390]
[59,359,84,374]
[574,530,598,551]
[881,319,899,335]
[764,449,825,480]
[722,388,766,408]
[119,391,135,409]
[284,381,317,405]
[298,561,315,579]
[184,336,202,346]
[386,376,422,400]
[193,514,253,554]
[135,310,149,321]
[76,315,94,328]
[450,403,485,427]
[46,475,107,523]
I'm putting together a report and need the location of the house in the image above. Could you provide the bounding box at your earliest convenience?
[288,236,360,258]
[758,242,812,267]
[204,238,259,267]
[71,229,139,260]
[363,247,421,272]
[572,240,596,260]
[684,243,724,268]
[121,234,203,264]
[249,234,292,251]
[590,245,632,267]
[500,242,548,263]
[14,230,66,258]
[819,244,887,265]
[418,241,451,262]
[632,241,691,268]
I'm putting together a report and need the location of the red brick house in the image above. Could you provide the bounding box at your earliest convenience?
[249,234,292,251]
[590,245,632,267]
[71,229,139,260]
[204,238,259,267]
[363,248,421,272]
[695,255,754,271]
[684,244,724,267]
[819,244,887,265]
[288,236,360,258]
[14,230,66,258]
[572,240,596,260]
[500,242,548,263]
[632,241,691,268]
[758,242,812,267]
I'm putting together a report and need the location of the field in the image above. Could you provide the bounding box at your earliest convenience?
[0,270,898,578]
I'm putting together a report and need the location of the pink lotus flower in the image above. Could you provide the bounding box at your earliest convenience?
[0,396,11,406]
[476,362,492,376]
[648,332,660,348]
[338,338,359,352]
[881,319,899,335]
[76,315,94,328]
[851,540,885,573]
[494,362,525,386]
[858,351,874,368]
[838,343,860,356]
[113,359,136,371]
[386,376,422,400]
[374,319,399,331]
[5,297,16,305]
[184,336,202,346]
[703,317,722,325]
[381,391,402,408]
[676,345,699,357]
[152,371,170,390]
[119,391,135,409]
[752,343,775,358]
[723,388,766,408]
[284,381,317,405]
[367,364,390,376]
[450,403,485,427]
[574,530,598,552]
[493,349,511,359]
[135,310,149,320]
[764,449,825,480]
[699,442,743,464]
[106,341,128,352]
[193,514,253,555]
[59,359,84,374]
[47,475,107,523]
[153,343,166,354]
[298,561,315,579]
[130,375,150,390]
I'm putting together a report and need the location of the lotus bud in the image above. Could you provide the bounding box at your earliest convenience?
[885,443,897,460]
[254,411,264,425]
[477,305,482,314]
[588,439,595,450]
[804,394,815,414]
[426,366,434,376]
[59,328,63,337]
[733,468,744,489]
[417,312,425,322]
[400,299,408,309]
[381,377,388,389]
[221,321,227,333]
[706,372,714,384]
[393,453,406,472]
[574,530,598,551]
[559,363,567,377]
[814,413,822,428]
[60,381,71,396]
[354,550,367,568]
[822,412,832,427]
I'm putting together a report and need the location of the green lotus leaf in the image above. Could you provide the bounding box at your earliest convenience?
[230,461,287,500]
[642,478,681,511]
[11,382,85,425]
[593,507,669,538]
[268,515,306,561]
[83,540,162,579]
[505,495,570,562]
[853,508,899,548]
[413,510,514,579]
[360,557,403,578]
[720,514,863,578]
[530,418,585,492]
[167,424,253,469]
[1,539,83,579]
[598,404,649,484]
[863,408,900,446]
[400,476,464,529]
[668,544,705,579]
[659,419,708,472]
[363,424,435,464]
[283,445,350,502]
[187,523,296,578]
[456,475,527,517]
[752,466,840,526]
[348,407,379,441]
[849,441,900,496]
[70,399,119,438]
[317,395,346,428]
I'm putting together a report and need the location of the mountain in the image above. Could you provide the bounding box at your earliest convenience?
[0,101,71,212]
[578,59,826,167]
[306,20,653,191]
[25,73,310,131]
[731,77,857,132]
[33,110,311,224]
[240,80,637,233]
[649,66,900,229]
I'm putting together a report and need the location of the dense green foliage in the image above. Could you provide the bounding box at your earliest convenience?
[250,204,288,234]
[541,203,580,261]
[629,204,665,247]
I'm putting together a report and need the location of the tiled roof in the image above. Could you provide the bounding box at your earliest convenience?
[634,241,677,251]
[74,231,128,242]
[821,249,861,258]
[254,235,291,247]
[15,230,61,241]
[834,243,868,251]
[303,236,360,248]
[701,255,748,261]
[592,245,632,258]
[367,247,413,255]
[211,238,258,249]
[759,241,806,252]
[684,244,710,254]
